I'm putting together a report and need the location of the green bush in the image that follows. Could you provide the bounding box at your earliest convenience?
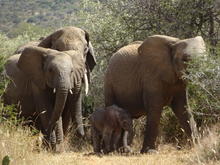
[186,48,220,126]
[7,22,51,39]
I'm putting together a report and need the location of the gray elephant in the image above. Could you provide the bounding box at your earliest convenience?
[90,105,133,154]
[38,26,96,84]
[104,35,206,153]
[3,46,88,152]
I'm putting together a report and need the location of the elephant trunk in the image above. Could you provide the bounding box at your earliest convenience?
[47,88,68,135]
[123,131,129,147]
[71,75,85,137]
[122,127,133,153]
[74,93,85,137]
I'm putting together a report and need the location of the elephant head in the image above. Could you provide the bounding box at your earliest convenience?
[17,46,85,136]
[138,35,206,83]
[38,26,96,85]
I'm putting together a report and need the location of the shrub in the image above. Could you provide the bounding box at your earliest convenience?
[185,48,220,127]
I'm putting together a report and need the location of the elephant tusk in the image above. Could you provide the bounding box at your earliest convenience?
[69,89,73,94]
[83,71,89,96]
[53,88,56,93]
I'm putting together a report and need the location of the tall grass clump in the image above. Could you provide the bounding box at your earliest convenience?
[190,124,220,164]
[0,123,43,165]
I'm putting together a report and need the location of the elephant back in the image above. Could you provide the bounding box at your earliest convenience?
[108,42,141,70]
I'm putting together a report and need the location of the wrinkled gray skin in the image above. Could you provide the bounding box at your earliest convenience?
[3,46,86,152]
[90,105,133,154]
[104,35,206,153]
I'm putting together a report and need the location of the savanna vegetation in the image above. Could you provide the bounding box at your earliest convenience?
[0,0,220,164]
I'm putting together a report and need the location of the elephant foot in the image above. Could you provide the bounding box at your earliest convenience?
[84,152,103,157]
[76,127,85,138]
[122,146,133,153]
[140,147,158,154]
[54,143,65,153]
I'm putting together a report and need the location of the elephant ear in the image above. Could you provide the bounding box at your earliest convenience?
[64,50,85,87]
[17,46,47,89]
[138,35,180,84]
[84,30,96,72]
[5,54,22,81]
[38,29,63,48]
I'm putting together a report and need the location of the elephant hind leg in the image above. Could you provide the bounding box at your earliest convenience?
[104,83,116,107]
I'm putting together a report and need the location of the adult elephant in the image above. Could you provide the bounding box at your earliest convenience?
[38,26,96,83]
[3,46,88,152]
[104,35,206,153]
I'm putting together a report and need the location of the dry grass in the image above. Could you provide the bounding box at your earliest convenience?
[189,125,220,165]
[1,124,220,165]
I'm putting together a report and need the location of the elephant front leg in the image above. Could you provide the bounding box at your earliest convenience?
[141,94,163,153]
[103,128,113,154]
[171,90,198,141]
[112,129,121,152]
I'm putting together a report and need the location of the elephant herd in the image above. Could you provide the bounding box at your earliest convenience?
[2,26,206,154]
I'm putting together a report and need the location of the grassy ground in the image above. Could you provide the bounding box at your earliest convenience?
[1,124,220,165]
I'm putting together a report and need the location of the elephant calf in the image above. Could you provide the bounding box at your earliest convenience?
[90,105,133,154]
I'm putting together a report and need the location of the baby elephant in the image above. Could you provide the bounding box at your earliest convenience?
[90,105,133,154]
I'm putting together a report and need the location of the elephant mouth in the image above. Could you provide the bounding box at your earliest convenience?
[47,86,74,97]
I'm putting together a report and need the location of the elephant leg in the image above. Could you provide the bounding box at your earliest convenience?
[55,116,64,152]
[171,90,197,139]
[103,128,113,154]
[71,92,85,137]
[104,83,115,107]
[91,127,101,153]
[112,129,121,151]
[141,93,163,153]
